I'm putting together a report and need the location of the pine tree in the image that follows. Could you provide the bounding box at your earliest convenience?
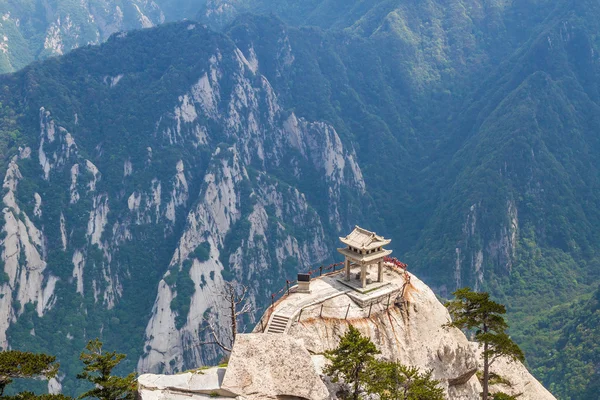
[366,361,445,400]
[77,339,136,400]
[445,288,524,400]
[324,325,380,400]
[0,350,61,397]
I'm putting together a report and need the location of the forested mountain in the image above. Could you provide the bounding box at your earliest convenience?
[538,285,600,399]
[0,0,599,397]
[0,21,371,393]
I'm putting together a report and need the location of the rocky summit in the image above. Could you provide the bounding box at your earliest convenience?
[138,262,555,400]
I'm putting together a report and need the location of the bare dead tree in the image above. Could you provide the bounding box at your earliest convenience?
[200,281,254,353]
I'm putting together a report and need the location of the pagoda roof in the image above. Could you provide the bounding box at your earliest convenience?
[339,226,391,250]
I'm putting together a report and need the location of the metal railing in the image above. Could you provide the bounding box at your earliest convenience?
[269,261,345,308]
[259,258,411,332]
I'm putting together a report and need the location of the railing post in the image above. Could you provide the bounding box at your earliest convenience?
[261,319,265,332]
[387,293,391,308]
[319,304,324,318]
[345,304,351,320]
[320,266,323,276]
[271,294,275,309]
[368,303,373,318]
[298,309,303,322]
[286,280,290,296]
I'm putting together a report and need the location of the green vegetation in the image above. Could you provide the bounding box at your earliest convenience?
[191,243,211,262]
[77,339,136,400]
[167,260,196,330]
[445,288,524,400]
[0,350,60,397]
[0,341,134,398]
[324,325,445,400]
[325,325,379,399]
[223,3,600,396]
[366,362,445,400]
[0,0,173,74]
[537,286,600,399]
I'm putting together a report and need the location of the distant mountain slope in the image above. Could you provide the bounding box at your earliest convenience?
[0,0,168,73]
[222,2,600,295]
[532,286,600,400]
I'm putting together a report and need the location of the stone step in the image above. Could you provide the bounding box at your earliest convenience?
[271,319,287,323]
[267,314,290,334]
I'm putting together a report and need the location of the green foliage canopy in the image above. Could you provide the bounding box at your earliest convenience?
[445,288,524,364]
[2,393,72,400]
[77,339,136,400]
[365,361,445,400]
[0,350,59,396]
[324,325,380,400]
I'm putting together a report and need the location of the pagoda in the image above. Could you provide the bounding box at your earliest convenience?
[337,226,392,288]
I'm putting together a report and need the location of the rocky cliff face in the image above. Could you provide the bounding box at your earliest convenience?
[0,22,367,391]
[137,42,365,373]
[282,272,553,400]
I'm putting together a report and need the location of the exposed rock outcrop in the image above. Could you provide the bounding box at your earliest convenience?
[138,367,236,399]
[137,267,556,400]
[221,334,329,400]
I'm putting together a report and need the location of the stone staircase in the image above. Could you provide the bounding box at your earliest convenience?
[266,314,290,334]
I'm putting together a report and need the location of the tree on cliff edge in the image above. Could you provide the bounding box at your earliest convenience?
[325,325,446,399]
[445,288,524,400]
[200,281,254,353]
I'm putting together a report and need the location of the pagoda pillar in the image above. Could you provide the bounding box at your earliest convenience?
[378,260,383,282]
[345,258,350,281]
[361,263,367,288]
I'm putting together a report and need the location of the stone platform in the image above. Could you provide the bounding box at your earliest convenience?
[257,264,408,334]
[337,276,390,293]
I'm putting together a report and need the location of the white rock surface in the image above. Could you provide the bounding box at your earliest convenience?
[221,333,329,400]
[282,271,480,398]
[0,154,57,347]
[138,367,236,399]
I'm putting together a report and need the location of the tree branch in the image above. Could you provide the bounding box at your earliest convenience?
[199,317,232,353]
